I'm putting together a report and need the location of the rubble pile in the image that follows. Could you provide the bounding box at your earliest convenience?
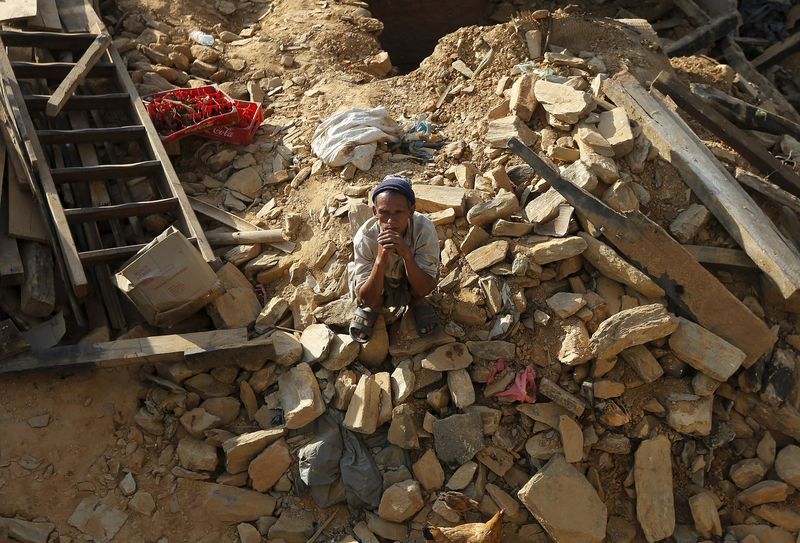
[2,0,800,542]
[110,13,799,543]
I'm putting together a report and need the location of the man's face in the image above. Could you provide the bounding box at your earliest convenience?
[373,191,414,234]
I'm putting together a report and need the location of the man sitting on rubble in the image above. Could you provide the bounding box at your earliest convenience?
[349,175,440,344]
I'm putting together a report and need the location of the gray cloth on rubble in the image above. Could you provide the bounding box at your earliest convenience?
[297,410,382,509]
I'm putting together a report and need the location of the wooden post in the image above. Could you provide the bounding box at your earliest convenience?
[20,241,55,317]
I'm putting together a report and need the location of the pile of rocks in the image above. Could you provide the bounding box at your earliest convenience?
[112,9,799,543]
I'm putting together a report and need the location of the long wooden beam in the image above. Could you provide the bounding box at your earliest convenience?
[652,71,800,196]
[603,72,800,300]
[507,137,776,366]
[0,329,249,374]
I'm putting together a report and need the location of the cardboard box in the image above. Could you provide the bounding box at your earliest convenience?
[114,227,222,327]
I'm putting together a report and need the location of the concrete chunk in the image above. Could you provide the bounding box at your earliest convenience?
[589,304,678,359]
[577,233,665,298]
[486,115,538,148]
[635,435,675,542]
[518,455,607,543]
[668,317,746,381]
[277,362,325,429]
[344,374,382,434]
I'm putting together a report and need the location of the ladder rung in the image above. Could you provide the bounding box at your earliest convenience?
[79,237,198,265]
[25,93,130,111]
[38,126,146,144]
[0,30,97,49]
[64,198,180,223]
[51,161,163,183]
[12,61,116,79]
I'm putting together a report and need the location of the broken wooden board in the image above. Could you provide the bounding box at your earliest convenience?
[652,70,800,196]
[718,383,800,440]
[55,0,95,32]
[0,328,249,374]
[0,0,37,22]
[27,0,61,30]
[0,319,30,361]
[683,245,757,269]
[189,196,295,253]
[185,337,274,371]
[603,72,800,300]
[735,168,800,216]
[47,34,111,117]
[508,137,776,366]
[0,161,23,285]
[751,31,800,71]
[6,165,48,242]
[663,12,740,57]
[720,36,800,125]
[692,83,800,141]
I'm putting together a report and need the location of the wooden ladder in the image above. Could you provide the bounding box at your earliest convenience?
[0,28,215,311]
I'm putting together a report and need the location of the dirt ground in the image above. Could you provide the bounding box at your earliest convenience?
[1,0,799,541]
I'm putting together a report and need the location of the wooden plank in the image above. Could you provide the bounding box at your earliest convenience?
[0,0,37,22]
[204,229,285,245]
[19,241,55,318]
[0,319,30,361]
[603,72,800,300]
[46,34,110,117]
[26,0,62,31]
[24,92,129,111]
[0,30,95,48]
[664,12,740,57]
[189,196,296,253]
[6,164,48,242]
[682,245,757,269]
[0,172,23,285]
[0,328,249,374]
[0,38,89,297]
[751,31,800,71]
[11,60,115,79]
[64,197,180,223]
[508,137,777,366]
[691,83,800,141]
[184,337,274,371]
[55,0,94,32]
[652,71,800,196]
[50,160,163,183]
[0,235,23,285]
[78,238,197,265]
[37,125,146,144]
[735,168,800,215]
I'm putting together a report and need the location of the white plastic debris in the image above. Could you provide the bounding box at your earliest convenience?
[311,107,402,171]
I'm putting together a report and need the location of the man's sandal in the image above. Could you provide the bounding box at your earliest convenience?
[350,307,378,344]
[412,299,439,337]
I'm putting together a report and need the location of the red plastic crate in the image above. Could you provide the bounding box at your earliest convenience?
[143,86,238,143]
[198,99,264,145]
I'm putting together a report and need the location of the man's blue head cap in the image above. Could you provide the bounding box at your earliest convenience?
[372,175,415,206]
